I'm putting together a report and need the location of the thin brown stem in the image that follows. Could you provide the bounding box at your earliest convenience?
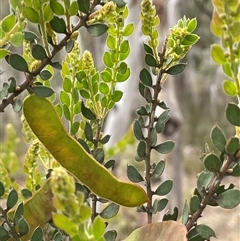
[0,206,20,240]
[186,152,239,231]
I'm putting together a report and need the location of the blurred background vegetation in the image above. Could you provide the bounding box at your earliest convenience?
[0,0,239,240]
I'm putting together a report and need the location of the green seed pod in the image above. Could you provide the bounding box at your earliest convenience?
[23,94,148,207]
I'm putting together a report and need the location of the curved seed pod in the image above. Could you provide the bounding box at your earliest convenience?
[8,179,54,241]
[23,94,148,207]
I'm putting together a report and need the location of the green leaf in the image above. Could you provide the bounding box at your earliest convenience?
[203,153,222,172]
[211,44,227,64]
[155,180,173,196]
[137,106,148,116]
[225,137,239,154]
[14,202,24,224]
[120,40,130,53]
[25,7,40,23]
[8,77,16,93]
[100,203,119,219]
[101,69,112,82]
[210,125,226,152]
[103,51,114,68]
[0,226,10,241]
[145,53,157,67]
[196,224,216,239]
[123,23,134,36]
[50,0,65,15]
[117,62,128,75]
[106,35,116,49]
[84,122,93,142]
[216,189,240,209]
[181,200,189,225]
[111,90,123,102]
[60,91,70,106]
[24,31,38,42]
[152,160,165,178]
[127,164,144,183]
[226,102,240,126]
[137,140,147,158]
[63,104,70,120]
[71,121,80,135]
[31,227,43,241]
[81,101,96,120]
[162,207,178,221]
[231,164,240,177]
[12,98,22,112]
[19,217,29,236]
[154,141,175,154]
[40,70,52,80]
[21,189,32,199]
[197,171,214,195]
[43,3,54,21]
[143,44,153,55]
[94,148,105,163]
[10,32,24,47]
[0,182,5,196]
[7,189,18,210]
[152,198,168,213]
[50,16,66,33]
[100,135,110,145]
[112,0,126,8]
[144,87,152,103]
[0,49,8,59]
[69,1,79,16]
[155,110,170,133]
[65,39,75,53]
[80,89,90,98]
[1,14,16,32]
[133,120,144,140]
[100,82,110,94]
[222,63,233,78]
[0,82,9,100]
[93,216,105,239]
[63,77,72,92]
[87,24,108,37]
[104,159,115,170]
[190,195,200,214]
[150,128,157,146]
[53,214,76,236]
[140,68,152,87]
[187,18,197,32]
[116,67,130,82]
[52,62,62,70]
[223,80,237,96]
[9,53,28,72]
[181,34,199,45]
[165,63,187,75]
[124,221,187,241]
[78,0,90,14]
[30,86,54,97]
[104,230,117,241]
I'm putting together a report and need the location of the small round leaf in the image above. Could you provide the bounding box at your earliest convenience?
[127,164,144,183]
[100,203,119,219]
[154,180,173,196]
[9,54,28,72]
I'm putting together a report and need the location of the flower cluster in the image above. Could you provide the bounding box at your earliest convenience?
[51,167,78,214]
[140,0,160,63]
[166,16,199,63]
[87,1,116,25]
[79,50,94,75]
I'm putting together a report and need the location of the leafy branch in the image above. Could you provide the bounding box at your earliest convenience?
[0,0,100,112]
